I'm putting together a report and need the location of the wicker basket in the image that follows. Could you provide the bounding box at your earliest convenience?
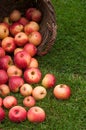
[0,0,57,56]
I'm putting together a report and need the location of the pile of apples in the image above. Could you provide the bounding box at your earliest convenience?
[0,8,71,123]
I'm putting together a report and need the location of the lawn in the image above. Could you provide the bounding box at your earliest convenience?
[0,0,86,130]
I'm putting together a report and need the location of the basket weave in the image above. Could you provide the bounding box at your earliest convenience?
[0,0,57,56]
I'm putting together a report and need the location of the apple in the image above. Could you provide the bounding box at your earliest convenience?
[1,36,16,53]
[28,31,42,46]
[9,76,24,92]
[0,47,5,58]
[0,84,10,96]
[42,73,56,88]
[20,83,33,97]
[10,22,24,36]
[0,107,5,122]
[24,67,42,84]
[0,22,9,39]
[14,32,28,47]
[10,9,21,22]
[32,86,47,100]
[14,47,23,55]
[3,96,18,109]
[0,69,8,84]
[8,105,27,123]
[14,50,31,69]
[3,16,12,25]
[0,97,3,107]
[27,106,46,123]
[0,55,13,70]
[24,21,40,35]
[26,8,42,22]
[28,57,39,68]
[18,17,28,26]
[7,65,23,77]
[23,96,36,108]
[26,8,36,20]
[23,43,37,57]
[53,84,71,100]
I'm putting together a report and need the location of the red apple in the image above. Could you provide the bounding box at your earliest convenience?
[0,107,5,122]
[10,9,21,22]
[28,31,42,46]
[32,86,47,100]
[26,8,42,22]
[26,8,36,20]
[53,84,71,100]
[0,47,5,58]
[20,83,33,97]
[14,47,23,55]
[0,55,13,70]
[24,68,42,84]
[10,22,24,36]
[24,43,37,57]
[9,76,24,92]
[0,98,3,107]
[18,17,28,26]
[27,106,46,123]
[14,32,28,47]
[8,105,27,123]
[31,9,42,22]
[23,96,36,108]
[24,21,40,35]
[7,65,23,77]
[0,84,10,96]
[14,50,31,69]
[42,73,56,88]
[0,69,8,84]
[0,22,9,39]
[3,96,18,109]
[1,36,16,53]
[28,57,39,68]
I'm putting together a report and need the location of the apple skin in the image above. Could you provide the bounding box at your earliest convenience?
[0,22,9,39]
[14,32,28,47]
[9,76,24,92]
[10,22,24,36]
[18,17,28,26]
[0,47,5,58]
[26,8,42,22]
[0,55,13,70]
[1,36,16,53]
[42,74,56,88]
[14,50,31,69]
[23,96,36,108]
[24,21,40,35]
[23,43,37,57]
[27,106,46,123]
[7,65,23,77]
[0,97,3,107]
[28,57,39,68]
[0,107,5,122]
[32,86,47,100]
[0,84,10,96]
[53,84,71,100]
[14,47,23,55]
[10,9,21,22]
[24,68,42,84]
[28,31,42,46]
[3,96,18,109]
[8,105,27,123]
[0,69,8,84]
[20,83,33,97]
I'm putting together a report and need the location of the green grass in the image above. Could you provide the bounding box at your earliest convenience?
[0,0,86,130]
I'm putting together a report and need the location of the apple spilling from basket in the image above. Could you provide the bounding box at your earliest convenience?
[0,8,71,123]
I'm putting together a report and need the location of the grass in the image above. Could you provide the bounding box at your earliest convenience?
[0,0,86,130]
